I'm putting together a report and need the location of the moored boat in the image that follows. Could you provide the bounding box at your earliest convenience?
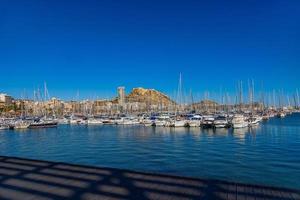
[87,118,103,125]
[174,119,187,127]
[187,115,202,127]
[0,124,10,130]
[248,115,262,126]
[232,114,248,128]
[28,119,58,129]
[213,116,229,128]
[201,115,215,128]
[14,120,30,129]
[277,112,286,118]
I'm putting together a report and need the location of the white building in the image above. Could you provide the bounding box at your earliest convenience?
[0,93,13,105]
[118,87,126,106]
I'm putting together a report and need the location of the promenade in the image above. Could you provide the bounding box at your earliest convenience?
[0,156,299,200]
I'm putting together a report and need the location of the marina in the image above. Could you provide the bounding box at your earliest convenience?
[1,0,300,198]
[0,108,296,130]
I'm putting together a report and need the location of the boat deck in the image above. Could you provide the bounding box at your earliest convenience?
[0,156,299,200]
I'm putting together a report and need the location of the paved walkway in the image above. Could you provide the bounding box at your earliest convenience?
[0,156,299,200]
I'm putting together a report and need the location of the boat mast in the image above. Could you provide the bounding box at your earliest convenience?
[273,89,276,110]
[296,89,300,109]
[238,81,243,113]
[176,73,183,114]
[287,95,291,108]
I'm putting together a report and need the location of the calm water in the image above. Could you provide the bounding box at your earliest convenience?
[1,114,300,190]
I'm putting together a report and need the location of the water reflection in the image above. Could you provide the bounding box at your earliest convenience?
[232,127,248,141]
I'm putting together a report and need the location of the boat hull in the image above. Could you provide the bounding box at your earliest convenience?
[28,122,58,129]
[232,123,248,129]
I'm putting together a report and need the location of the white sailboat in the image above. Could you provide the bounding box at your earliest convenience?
[232,114,248,128]
[0,124,10,130]
[87,118,103,125]
[201,115,215,128]
[14,120,30,129]
[213,115,229,128]
[248,115,262,126]
[174,119,187,127]
[188,116,202,127]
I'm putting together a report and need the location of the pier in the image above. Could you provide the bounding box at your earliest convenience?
[0,156,299,200]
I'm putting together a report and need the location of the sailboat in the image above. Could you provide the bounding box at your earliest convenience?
[28,117,58,129]
[188,115,202,127]
[14,120,30,129]
[87,118,103,125]
[213,115,229,128]
[0,124,10,130]
[232,114,248,128]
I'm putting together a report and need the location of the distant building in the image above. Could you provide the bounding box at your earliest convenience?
[118,87,126,106]
[0,93,13,105]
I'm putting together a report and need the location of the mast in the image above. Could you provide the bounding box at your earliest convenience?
[190,89,195,113]
[293,94,298,109]
[252,79,255,112]
[278,90,281,110]
[176,73,183,114]
[296,89,300,109]
[238,81,243,112]
[248,79,252,112]
[273,89,276,110]
[225,92,229,114]
[260,81,265,112]
[287,95,291,108]
[20,90,24,118]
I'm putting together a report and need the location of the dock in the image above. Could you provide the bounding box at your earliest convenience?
[0,156,299,200]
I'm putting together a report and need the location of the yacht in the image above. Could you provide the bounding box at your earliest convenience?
[28,119,58,129]
[277,112,286,118]
[114,116,139,125]
[262,113,270,120]
[78,119,88,125]
[101,118,115,125]
[154,119,166,126]
[213,115,229,128]
[69,115,80,124]
[87,118,103,125]
[142,118,155,127]
[248,115,262,126]
[0,124,9,130]
[201,115,215,128]
[187,115,202,127]
[14,120,30,129]
[57,118,70,124]
[174,119,187,127]
[231,114,248,128]
[154,115,169,127]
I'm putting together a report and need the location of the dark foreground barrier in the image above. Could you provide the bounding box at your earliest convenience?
[0,156,299,200]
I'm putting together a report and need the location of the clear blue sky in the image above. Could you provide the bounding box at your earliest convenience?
[0,0,299,101]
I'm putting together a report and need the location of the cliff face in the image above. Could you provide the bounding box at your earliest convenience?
[126,87,174,106]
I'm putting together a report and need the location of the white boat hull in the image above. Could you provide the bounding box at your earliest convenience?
[188,121,201,127]
[154,121,166,127]
[232,122,248,128]
[174,121,186,127]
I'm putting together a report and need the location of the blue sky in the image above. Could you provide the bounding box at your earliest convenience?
[0,0,299,101]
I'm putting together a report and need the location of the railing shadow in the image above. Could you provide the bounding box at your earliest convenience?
[0,156,299,200]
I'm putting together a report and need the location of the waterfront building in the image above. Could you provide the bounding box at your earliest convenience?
[0,93,13,105]
[94,100,116,115]
[118,87,126,106]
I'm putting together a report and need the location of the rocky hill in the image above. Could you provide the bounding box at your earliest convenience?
[126,87,174,106]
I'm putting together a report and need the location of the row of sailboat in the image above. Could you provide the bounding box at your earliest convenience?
[0,109,294,130]
[0,117,58,130]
